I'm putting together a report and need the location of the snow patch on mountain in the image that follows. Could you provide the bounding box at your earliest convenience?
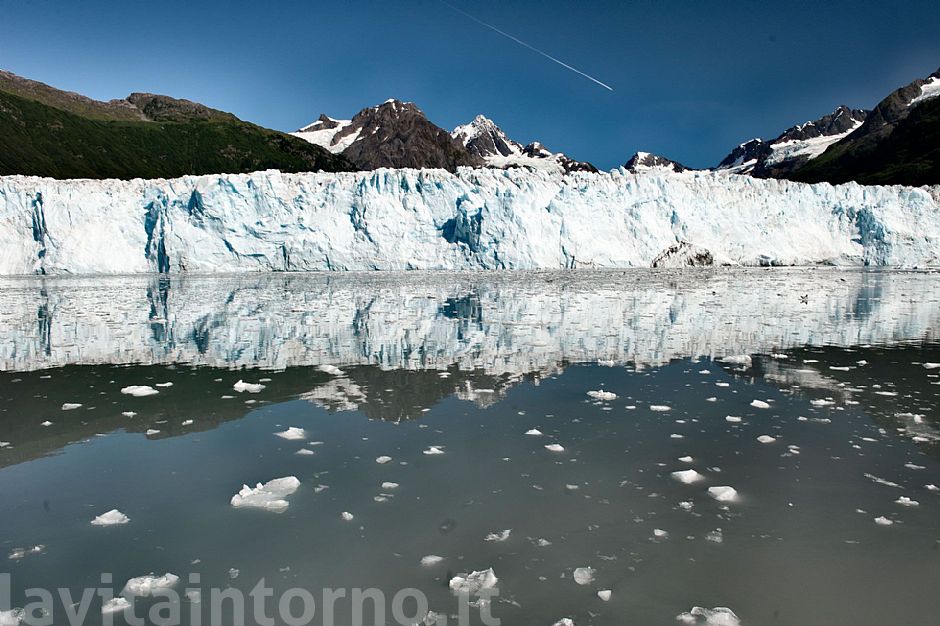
[293,115,359,154]
[0,167,938,275]
[909,76,940,107]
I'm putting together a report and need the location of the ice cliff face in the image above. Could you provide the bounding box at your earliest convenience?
[0,167,938,274]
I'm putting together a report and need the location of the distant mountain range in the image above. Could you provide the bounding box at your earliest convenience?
[1,66,938,184]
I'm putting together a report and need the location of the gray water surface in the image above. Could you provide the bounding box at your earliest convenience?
[1,269,938,626]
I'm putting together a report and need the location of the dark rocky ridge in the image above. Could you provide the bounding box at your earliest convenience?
[624,152,687,173]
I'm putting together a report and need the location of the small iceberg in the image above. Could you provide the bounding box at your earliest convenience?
[676,606,741,625]
[230,477,300,512]
[545,443,565,452]
[707,486,738,502]
[573,567,595,585]
[587,390,617,401]
[275,427,307,440]
[122,573,179,597]
[233,380,265,393]
[750,400,770,409]
[121,385,159,397]
[449,568,498,595]
[91,509,130,526]
[671,469,704,484]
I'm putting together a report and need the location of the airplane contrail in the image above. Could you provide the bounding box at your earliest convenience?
[438,0,614,92]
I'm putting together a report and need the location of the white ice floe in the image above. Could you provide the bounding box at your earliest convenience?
[923,363,940,370]
[597,589,612,602]
[552,619,575,626]
[122,411,137,417]
[423,446,445,455]
[811,399,835,407]
[725,416,742,423]
[573,567,595,585]
[678,456,694,463]
[750,400,770,409]
[895,496,919,507]
[676,606,741,625]
[295,449,314,456]
[230,476,300,512]
[449,568,498,595]
[421,555,445,567]
[874,516,894,526]
[318,364,345,376]
[91,509,130,526]
[101,597,131,614]
[122,573,179,597]
[145,429,160,436]
[121,385,158,397]
[61,403,82,411]
[376,456,393,464]
[525,428,543,436]
[926,484,939,491]
[679,501,694,511]
[707,486,738,502]
[587,390,617,401]
[671,469,705,484]
[381,482,399,490]
[0,609,24,626]
[341,511,354,521]
[155,382,173,388]
[757,435,776,444]
[653,528,669,539]
[484,529,511,542]
[275,427,307,440]
[40,421,53,427]
[233,380,265,393]
[545,443,565,452]
[650,405,672,412]
[181,419,193,426]
[720,355,752,366]
[8,545,44,561]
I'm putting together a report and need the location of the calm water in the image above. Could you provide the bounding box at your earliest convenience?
[1,269,939,626]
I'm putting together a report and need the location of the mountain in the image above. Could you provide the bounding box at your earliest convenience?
[716,105,868,177]
[2,167,937,274]
[450,115,597,174]
[293,100,481,171]
[624,151,687,173]
[0,70,353,179]
[792,69,940,185]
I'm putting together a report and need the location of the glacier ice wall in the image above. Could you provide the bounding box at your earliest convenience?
[0,168,938,274]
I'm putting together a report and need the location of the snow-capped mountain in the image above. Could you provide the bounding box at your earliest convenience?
[624,152,687,173]
[293,100,480,171]
[1,167,938,275]
[450,115,597,174]
[716,105,868,176]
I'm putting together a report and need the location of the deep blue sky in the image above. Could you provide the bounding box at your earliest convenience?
[2,0,939,169]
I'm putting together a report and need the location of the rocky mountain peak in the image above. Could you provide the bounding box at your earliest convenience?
[624,151,687,173]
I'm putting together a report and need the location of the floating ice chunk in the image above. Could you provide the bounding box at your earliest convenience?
[449,568,498,595]
[101,597,131,614]
[707,486,738,502]
[725,416,742,423]
[651,405,672,412]
[382,482,400,490]
[676,606,741,625]
[91,509,130,526]
[705,529,724,543]
[181,419,194,426]
[230,476,300,512]
[233,380,265,393]
[678,456,694,463]
[670,434,684,439]
[757,435,776,444]
[587,390,617,401]
[895,496,919,507]
[750,400,770,409]
[671,469,705,484]
[905,463,926,470]
[597,589,612,602]
[525,428,543,436]
[61,403,82,411]
[155,382,173,388]
[121,385,158,397]
[679,501,693,510]
[8,545,44,560]
[295,449,315,456]
[340,511,354,521]
[484,529,511,542]
[0,442,9,448]
[926,484,939,491]
[811,399,835,407]
[552,619,575,626]
[122,411,137,417]
[376,456,393,464]
[145,429,160,436]
[275,427,307,441]
[122,573,179,597]
[423,446,445,455]
[40,421,53,427]
[545,443,565,452]
[720,355,752,366]
[573,567,595,585]
[875,391,898,397]
[318,364,345,376]
[874,516,894,526]
[421,555,445,567]
[923,363,940,370]
[653,528,669,538]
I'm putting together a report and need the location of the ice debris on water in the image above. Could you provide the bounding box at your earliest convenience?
[484,529,511,542]
[275,427,307,440]
[874,516,894,526]
[101,597,131,614]
[895,496,919,507]
[651,405,672,412]
[708,486,738,502]
[233,380,265,393]
[552,619,575,626]
[587,390,617,401]
[423,446,445,455]
[421,555,444,567]
[341,512,354,521]
[91,509,130,526]
[122,573,179,597]
[376,456,393,464]
[230,476,300,512]
[61,403,82,411]
[676,606,741,625]
[750,400,770,409]
[597,589,612,602]
[545,443,565,452]
[573,567,595,585]
[318,364,345,376]
[449,568,498,595]
[672,469,705,484]
[525,428,543,436]
[757,435,776,444]
[720,355,752,366]
[8,545,44,561]
[121,385,158,397]
[726,416,742,423]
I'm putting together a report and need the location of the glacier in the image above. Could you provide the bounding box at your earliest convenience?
[1,168,939,274]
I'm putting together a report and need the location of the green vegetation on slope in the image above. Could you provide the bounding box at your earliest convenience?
[0,75,353,179]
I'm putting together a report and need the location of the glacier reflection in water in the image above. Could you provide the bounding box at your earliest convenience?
[1,268,939,373]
